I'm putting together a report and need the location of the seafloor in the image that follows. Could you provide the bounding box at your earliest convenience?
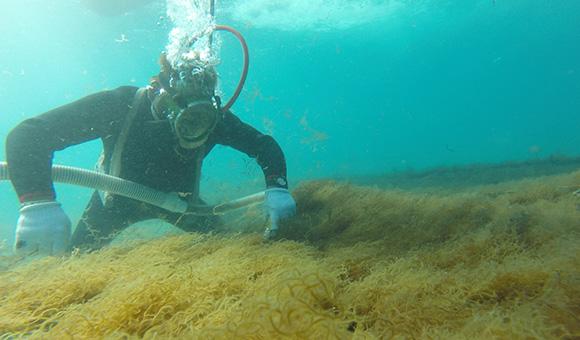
[0,158,579,338]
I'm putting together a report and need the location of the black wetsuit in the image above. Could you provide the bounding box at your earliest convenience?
[5,86,288,249]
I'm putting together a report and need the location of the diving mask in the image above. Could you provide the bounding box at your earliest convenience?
[151,89,220,149]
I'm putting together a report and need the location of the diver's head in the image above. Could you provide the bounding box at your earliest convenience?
[151,53,220,149]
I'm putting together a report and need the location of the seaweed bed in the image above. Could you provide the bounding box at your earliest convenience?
[0,169,579,338]
[347,155,580,193]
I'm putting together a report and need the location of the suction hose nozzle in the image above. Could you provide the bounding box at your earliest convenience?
[0,162,265,215]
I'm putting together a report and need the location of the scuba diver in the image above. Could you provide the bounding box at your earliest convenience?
[5,52,296,256]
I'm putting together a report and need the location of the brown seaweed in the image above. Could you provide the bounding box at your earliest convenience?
[0,170,578,338]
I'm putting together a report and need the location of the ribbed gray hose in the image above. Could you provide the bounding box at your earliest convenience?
[0,162,265,215]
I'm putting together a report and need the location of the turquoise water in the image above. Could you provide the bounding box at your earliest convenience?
[1,0,579,245]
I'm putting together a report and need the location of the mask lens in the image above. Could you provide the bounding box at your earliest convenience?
[174,101,218,149]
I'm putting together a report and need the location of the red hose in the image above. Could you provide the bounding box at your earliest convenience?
[215,25,249,112]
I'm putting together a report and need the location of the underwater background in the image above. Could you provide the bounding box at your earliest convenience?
[1,0,579,243]
[0,1,579,337]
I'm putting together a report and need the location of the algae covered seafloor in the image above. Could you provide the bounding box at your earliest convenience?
[0,170,579,339]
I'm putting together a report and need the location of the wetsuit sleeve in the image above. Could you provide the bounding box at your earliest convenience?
[5,86,138,202]
[213,111,289,189]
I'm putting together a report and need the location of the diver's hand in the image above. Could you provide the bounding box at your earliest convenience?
[263,188,296,239]
[14,201,71,256]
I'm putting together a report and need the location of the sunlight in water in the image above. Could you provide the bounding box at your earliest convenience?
[228,0,402,31]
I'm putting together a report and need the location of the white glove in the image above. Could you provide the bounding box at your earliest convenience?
[14,201,71,256]
[263,188,296,239]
